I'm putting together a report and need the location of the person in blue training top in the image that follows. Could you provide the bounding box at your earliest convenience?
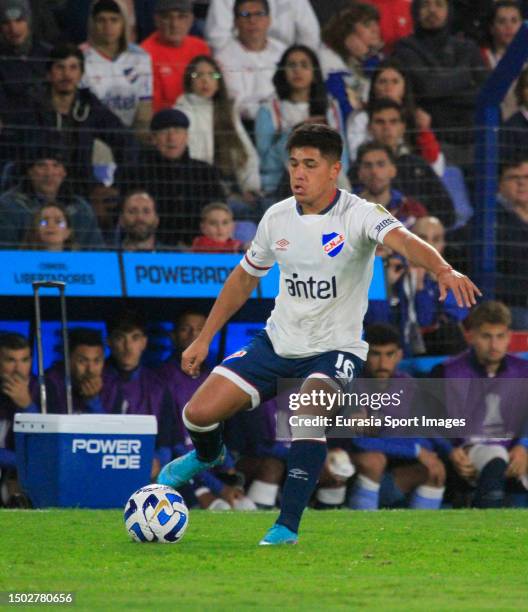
[344,323,447,511]
[432,301,528,508]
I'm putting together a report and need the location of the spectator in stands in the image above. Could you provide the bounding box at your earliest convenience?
[356,142,428,228]
[175,55,261,202]
[89,182,120,244]
[433,301,528,508]
[131,108,225,246]
[9,44,136,195]
[393,0,487,164]
[365,99,455,227]
[205,0,320,55]
[191,202,243,253]
[214,0,286,125]
[346,323,447,510]
[451,0,496,43]
[81,0,153,140]
[0,136,103,248]
[141,0,210,112]
[363,0,413,52]
[255,44,348,197]
[319,4,382,124]
[0,0,50,105]
[118,189,163,251]
[105,309,176,479]
[46,328,107,414]
[347,59,445,177]
[0,333,38,485]
[501,67,528,161]
[21,203,77,251]
[480,1,523,120]
[496,158,528,327]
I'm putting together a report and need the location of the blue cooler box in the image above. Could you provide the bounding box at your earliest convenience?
[14,413,157,508]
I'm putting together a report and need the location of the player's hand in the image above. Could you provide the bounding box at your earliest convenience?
[436,267,481,308]
[2,373,32,408]
[220,485,244,506]
[506,445,528,478]
[79,375,103,399]
[181,338,209,378]
[449,447,476,479]
[418,447,446,486]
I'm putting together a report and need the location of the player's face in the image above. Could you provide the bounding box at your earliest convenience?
[469,323,511,368]
[152,127,188,160]
[369,109,405,150]
[412,217,445,254]
[155,10,193,46]
[28,159,67,199]
[0,347,31,380]
[37,206,71,250]
[70,345,104,381]
[48,57,83,94]
[108,329,147,372]
[288,147,341,207]
[93,11,124,47]
[0,17,29,47]
[200,209,234,242]
[235,1,270,47]
[174,314,206,351]
[418,0,449,30]
[120,193,159,241]
[374,68,405,104]
[284,50,314,92]
[358,149,396,196]
[499,163,528,208]
[190,60,221,99]
[366,343,402,378]
[491,7,522,48]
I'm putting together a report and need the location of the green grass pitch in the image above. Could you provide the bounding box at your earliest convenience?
[1,509,527,611]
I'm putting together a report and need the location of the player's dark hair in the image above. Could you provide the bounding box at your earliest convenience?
[499,156,528,177]
[365,324,402,348]
[286,123,343,161]
[120,190,157,215]
[357,141,397,166]
[465,301,512,330]
[47,44,85,74]
[107,309,147,337]
[174,308,207,328]
[69,328,104,353]
[368,98,405,123]
[0,332,30,352]
[234,0,269,17]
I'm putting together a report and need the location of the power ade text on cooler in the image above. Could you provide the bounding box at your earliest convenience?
[72,438,141,469]
[135,265,233,285]
[284,274,337,299]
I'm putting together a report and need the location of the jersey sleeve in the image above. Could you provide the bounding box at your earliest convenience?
[239,213,276,277]
[362,202,403,244]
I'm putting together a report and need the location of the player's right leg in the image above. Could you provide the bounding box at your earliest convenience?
[158,374,251,489]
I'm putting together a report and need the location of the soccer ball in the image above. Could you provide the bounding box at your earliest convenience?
[124,484,189,543]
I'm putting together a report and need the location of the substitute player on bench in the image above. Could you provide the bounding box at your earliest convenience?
[158,123,480,545]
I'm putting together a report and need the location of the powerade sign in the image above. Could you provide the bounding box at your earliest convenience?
[72,438,141,469]
[123,253,258,298]
[0,251,121,297]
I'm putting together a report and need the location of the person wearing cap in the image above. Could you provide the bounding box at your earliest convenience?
[81,0,153,140]
[0,0,51,106]
[0,134,104,248]
[128,108,225,246]
[141,0,210,113]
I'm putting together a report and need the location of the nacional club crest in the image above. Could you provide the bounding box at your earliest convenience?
[322,232,345,258]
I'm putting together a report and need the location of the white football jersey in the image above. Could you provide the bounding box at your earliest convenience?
[81,44,152,127]
[240,189,403,360]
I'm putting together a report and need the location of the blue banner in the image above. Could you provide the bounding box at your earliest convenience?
[0,251,121,297]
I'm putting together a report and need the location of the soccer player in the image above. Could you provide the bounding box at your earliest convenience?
[158,123,480,545]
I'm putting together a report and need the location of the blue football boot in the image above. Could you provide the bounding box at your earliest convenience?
[157,445,226,489]
[259,523,298,546]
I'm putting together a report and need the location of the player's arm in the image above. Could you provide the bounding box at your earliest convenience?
[383,226,481,308]
[182,266,260,377]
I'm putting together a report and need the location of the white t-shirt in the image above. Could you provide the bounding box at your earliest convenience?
[240,189,403,360]
[81,43,152,127]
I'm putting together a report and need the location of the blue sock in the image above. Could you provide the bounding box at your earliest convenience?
[347,474,380,510]
[409,485,445,509]
[276,440,327,533]
[379,472,406,508]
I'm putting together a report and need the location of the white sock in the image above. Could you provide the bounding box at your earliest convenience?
[357,474,381,491]
[316,486,346,505]
[247,480,279,507]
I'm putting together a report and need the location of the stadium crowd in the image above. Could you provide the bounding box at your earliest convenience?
[0,0,528,508]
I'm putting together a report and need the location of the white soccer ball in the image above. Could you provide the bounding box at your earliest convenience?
[124,484,189,543]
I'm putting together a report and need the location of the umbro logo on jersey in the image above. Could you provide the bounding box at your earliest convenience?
[322,232,345,257]
[275,238,290,251]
